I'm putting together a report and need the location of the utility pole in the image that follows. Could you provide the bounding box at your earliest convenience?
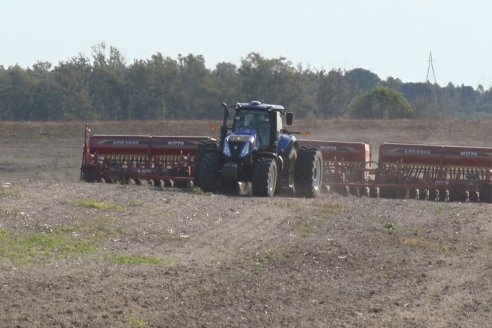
[426,51,437,84]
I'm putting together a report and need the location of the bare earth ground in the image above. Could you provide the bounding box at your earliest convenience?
[0,119,491,327]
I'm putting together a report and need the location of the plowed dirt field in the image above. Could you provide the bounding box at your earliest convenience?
[0,120,491,327]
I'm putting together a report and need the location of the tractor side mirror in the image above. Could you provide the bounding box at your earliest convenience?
[286,112,293,125]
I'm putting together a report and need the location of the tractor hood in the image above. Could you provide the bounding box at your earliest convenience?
[228,131,256,143]
[223,129,258,159]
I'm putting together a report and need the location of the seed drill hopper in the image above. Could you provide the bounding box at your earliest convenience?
[300,140,492,203]
[80,124,214,187]
[374,143,492,202]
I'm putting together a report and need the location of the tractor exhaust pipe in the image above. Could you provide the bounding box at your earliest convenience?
[220,103,230,142]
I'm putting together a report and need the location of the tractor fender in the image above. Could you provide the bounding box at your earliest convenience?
[278,134,297,154]
[283,140,298,157]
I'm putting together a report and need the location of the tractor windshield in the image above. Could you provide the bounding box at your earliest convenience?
[234,110,271,148]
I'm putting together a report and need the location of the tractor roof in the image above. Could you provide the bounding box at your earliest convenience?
[235,101,285,113]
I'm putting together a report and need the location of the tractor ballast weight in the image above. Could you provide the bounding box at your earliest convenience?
[194,101,323,197]
[80,124,213,187]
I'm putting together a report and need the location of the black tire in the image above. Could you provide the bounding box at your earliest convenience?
[198,150,221,192]
[295,147,323,198]
[82,167,96,182]
[252,157,277,197]
[480,184,492,203]
[193,141,218,187]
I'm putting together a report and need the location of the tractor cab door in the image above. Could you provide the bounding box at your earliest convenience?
[275,111,283,142]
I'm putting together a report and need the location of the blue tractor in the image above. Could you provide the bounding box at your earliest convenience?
[194,101,323,197]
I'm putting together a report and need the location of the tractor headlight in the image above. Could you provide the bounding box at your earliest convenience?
[223,141,232,157]
[240,142,251,158]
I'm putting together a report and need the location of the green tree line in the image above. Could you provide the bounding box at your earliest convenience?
[1,43,491,121]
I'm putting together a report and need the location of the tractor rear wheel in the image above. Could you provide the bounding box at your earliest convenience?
[198,150,220,192]
[480,184,492,203]
[194,141,218,187]
[295,147,323,198]
[252,157,277,197]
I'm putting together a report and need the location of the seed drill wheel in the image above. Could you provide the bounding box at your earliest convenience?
[295,147,323,198]
[197,149,221,192]
[252,157,277,197]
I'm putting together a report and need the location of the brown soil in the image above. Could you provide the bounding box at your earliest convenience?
[0,120,491,327]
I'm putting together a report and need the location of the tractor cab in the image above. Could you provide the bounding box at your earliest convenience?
[226,101,290,153]
[233,109,273,150]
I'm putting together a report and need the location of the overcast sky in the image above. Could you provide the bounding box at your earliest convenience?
[1,0,491,88]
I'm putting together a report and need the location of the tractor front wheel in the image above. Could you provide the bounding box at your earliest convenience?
[252,157,277,197]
